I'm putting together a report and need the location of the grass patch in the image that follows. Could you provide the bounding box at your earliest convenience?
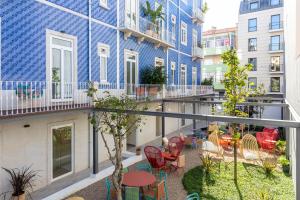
[182,162,294,200]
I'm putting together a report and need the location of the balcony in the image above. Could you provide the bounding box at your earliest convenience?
[0,81,213,118]
[192,9,204,25]
[192,46,204,61]
[119,16,174,51]
[240,0,283,14]
[203,46,229,56]
[269,21,284,32]
[269,43,284,53]
[269,64,284,73]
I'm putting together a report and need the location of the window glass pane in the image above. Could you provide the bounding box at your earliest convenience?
[271,15,280,29]
[270,0,280,6]
[52,48,61,99]
[52,38,72,47]
[250,2,258,10]
[248,18,257,32]
[271,36,280,50]
[248,77,257,89]
[100,56,107,81]
[270,56,280,71]
[248,58,257,71]
[53,126,72,179]
[64,51,73,98]
[248,38,257,51]
[271,77,280,92]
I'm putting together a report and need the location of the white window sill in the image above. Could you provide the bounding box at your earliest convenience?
[100,81,110,85]
[99,3,110,10]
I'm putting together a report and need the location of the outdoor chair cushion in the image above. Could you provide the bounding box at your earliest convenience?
[243,150,259,160]
[202,141,219,153]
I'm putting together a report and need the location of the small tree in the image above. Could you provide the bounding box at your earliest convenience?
[221,49,264,182]
[88,88,146,200]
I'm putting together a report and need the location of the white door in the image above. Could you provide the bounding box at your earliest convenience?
[125,0,138,29]
[155,2,165,40]
[125,51,138,95]
[50,36,73,101]
[180,64,187,92]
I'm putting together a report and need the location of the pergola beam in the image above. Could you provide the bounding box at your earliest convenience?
[94,108,300,128]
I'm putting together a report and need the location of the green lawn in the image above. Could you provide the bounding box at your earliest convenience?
[182,162,295,200]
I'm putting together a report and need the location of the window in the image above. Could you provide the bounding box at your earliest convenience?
[125,0,138,29]
[48,31,75,101]
[171,15,176,41]
[192,67,197,86]
[181,22,187,46]
[270,35,280,51]
[99,0,108,8]
[270,0,280,6]
[52,124,73,180]
[250,1,259,10]
[182,0,187,5]
[180,64,187,85]
[248,38,257,51]
[270,56,281,72]
[98,43,110,82]
[270,15,281,30]
[271,77,280,92]
[248,18,257,32]
[170,62,176,85]
[248,58,257,71]
[248,77,257,89]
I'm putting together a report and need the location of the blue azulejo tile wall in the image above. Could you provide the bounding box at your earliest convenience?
[1,0,203,86]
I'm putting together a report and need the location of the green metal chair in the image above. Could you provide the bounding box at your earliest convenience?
[136,163,152,173]
[125,186,140,200]
[186,193,200,200]
[122,167,129,173]
[105,177,111,200]
[159,171,169,200]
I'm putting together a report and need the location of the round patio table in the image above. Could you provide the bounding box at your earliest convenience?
[122,171,156,187]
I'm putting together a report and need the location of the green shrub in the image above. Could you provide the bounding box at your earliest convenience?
[276,140,286,155]
[256,189,274,200]
[261,159,276,177]
[200,153,215,174]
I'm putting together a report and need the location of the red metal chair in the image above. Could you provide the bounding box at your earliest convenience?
[144,146,167,170]
[168,136,184,157]
[256,128,279,151]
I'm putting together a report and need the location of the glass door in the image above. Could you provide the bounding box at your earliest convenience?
[180,64,187,93]
[125,0,138,30]
[50,37,73,101]
[125,52,138,95]
[155,2,165,40]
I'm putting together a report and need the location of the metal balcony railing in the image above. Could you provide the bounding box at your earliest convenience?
[0,81,213,117]
[192,46,204,60]
[120,14,175,47]
[269,21,283,30]
[192,9,204,24]
[269,43,284,51]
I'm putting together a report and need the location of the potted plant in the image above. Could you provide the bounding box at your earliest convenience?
[140,65,167,97]
[2,166,39,200]
[278,155,290,174]
[276,140,286,155]
[143,1,165,38]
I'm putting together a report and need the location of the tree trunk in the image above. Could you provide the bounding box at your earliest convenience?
[112,137,124,200]
[233,140,237,183]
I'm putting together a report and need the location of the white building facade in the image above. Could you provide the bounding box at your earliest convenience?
[238,0,285,97]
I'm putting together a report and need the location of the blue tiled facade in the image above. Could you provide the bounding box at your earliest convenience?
[0,0,203,85]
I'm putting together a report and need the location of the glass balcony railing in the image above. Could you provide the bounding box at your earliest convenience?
[203,46,230,56]
[192,46,204,59]
[192,8,204,24]
[269,43,284,52]
[269,21,283,31]
[240,0,283,14]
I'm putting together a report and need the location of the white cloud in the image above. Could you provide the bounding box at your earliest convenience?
[203,0,241,31]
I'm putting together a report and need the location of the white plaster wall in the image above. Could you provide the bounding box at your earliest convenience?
[0,112,90,194]
[238,7,285,94]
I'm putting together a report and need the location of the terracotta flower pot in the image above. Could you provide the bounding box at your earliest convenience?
[136,87,145,96]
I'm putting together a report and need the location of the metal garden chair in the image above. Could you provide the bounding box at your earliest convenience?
[125,186,140,200]
[186,193,200,200]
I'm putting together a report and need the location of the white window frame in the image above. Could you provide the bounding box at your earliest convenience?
[181,22,188,46]
[48,122,74,182]
[182,0,187,5]
[124,49,139,94]
[98,43,110,83]
[155,57,165,68]
[180,64,187,85]
[99,0,109,9]
[171,62,176,85]
[46,29,77,103]
[171,15,176,41]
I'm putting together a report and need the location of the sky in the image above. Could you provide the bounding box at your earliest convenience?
[203,0,241,31]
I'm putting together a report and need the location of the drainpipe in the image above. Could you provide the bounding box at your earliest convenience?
[88,0,92,81]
